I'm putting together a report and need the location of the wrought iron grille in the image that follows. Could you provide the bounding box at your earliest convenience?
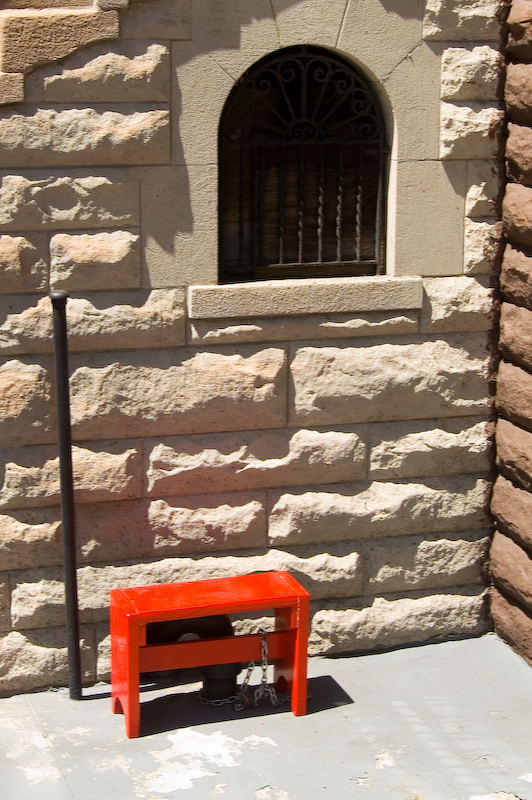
[219,45,388,283]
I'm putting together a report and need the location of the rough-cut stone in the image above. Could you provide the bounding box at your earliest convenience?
[466,160,500,217]
[507,4,532,61]
[463,217,501,274]
[496,417,532,491]
[441,45,502,101]
[120,0,190,39]
[0,509,61,570]
[420,276,493,332]
[0,171,139,230]
[0,234,47,294]
[491,474,532,551]
[500,244,532,309]
[0,440,141,509]
[508,0,532,25]
[363,533,488,594]
[0,290,185,354]
[68,345,287,440]
[50,230,140,291]
[27,42,170,103]
[0,9,119,74]
[491,587,532,666]
[0,359,52,447]
[0,107,170,168]
[268,475,490,546]
[496,360,532,433]
[490,530,532,612]
[505,64,532,125]
[309,587,488,655]
[499,302,532,372]
[440,102,503,160]
[11,569,65,630]
[0,72,23,105]
[369,418,491,479]
[289,334,490,427]
[503,183,532,248]
[423,0,508,40]
[146,426,366,497]
[506,122,532,185]
[188,311,419,346]
[0,575,10,630]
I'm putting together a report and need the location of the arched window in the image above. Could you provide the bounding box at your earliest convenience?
[219,45,388,284]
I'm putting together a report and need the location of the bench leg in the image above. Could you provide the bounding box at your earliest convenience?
[274,599,309,716]
[111,611,141,738]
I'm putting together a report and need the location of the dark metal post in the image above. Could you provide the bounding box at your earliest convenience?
[50,290,82,700]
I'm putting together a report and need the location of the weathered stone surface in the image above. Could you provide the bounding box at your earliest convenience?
[11,569,64,630]
[491,587,532,666]
[491,473,532,551]
[0,72,23,105]
[490,530,532,612]
[420,276,493,332]
[363,532,488,594]
[0,440,141,510]
[146,426,366,497]
[464,217,501,274]
[496,360,532,433]
[508,0,532,25]
[0,575,10,631]
[507,10,532,61]
[505,64,532,125]
[121,0,190,39]
[500,302,532,372]
[188,311,419,346]
[309,587,488,655]
[0,171,139,230]
[465,159,500,216]
[503,183,532,248]
[423,0,508,40]
[0,107,170,168]
[496,417,532,491]
[506,123,532,185]
[369,417,491,479]
[26,42,170,103]
[50,230,141,291]
[0,234,47,294]
[0,9,119,74]
[441,45,502,101]
[268,475,490,546]
[68,345,287,440]
[0,509,61,570]
[500,244,532,309]
[0,359,52,447]
[440,102,503,160]
[289,335,490,427]
[0,290,185,354]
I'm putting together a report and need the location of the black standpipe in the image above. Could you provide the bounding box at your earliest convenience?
[50,290,82,700]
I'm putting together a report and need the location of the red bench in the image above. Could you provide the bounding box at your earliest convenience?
[110,571,310,738]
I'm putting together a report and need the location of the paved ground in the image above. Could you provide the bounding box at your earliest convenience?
[0,633,531,800]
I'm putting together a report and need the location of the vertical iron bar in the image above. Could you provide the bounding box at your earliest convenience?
[278,146,285,264]
[297,144,305,263]
[317,143,324,263]
[258,145,265,265]
[50,290,82,701]
[336,145,344,262]
[238,146,245,267]
[375,148,384,273]
[355,145,363,262]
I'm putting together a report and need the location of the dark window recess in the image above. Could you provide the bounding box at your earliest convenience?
[219,45,388,284]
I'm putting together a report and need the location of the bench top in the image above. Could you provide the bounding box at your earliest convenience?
[110,571,309,619]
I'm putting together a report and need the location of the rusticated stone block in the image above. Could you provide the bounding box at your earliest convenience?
[496,360,532,433]
[501,244,532,309]
[496,417,532,491]
[503,183,532,249]
[0,107,170,168]
[464,218,502,274]
[466,160,500,216]
[490,530,532,612]
[289,334,490,427]
[0,234,47,294]
[508,1,532,61]
[0,574,10,630]
[120,0,190,39]
[423,0,508,41]
[369,417,491,479]
[500,302,532,372]
[268,475,490,546]
[0,509,61,570]
[1,0,92,6]
[0,170,139,231]
[491,587,532,666]
[68,345,287,440]
[440,102,503,160]
[508,0,532,26]
[0,72,23,105]
[0,359,52,447]
[506,123,532,185]
[146,425,366,497]
[420,276,493,332]
[441,45,502,101]
[11,568,64,630]
[50,230,141,291]
[0,9,119,74]
[506,64,532,125]
[491,473,532,551]
[0,440,141,510]
[309,587,489,655]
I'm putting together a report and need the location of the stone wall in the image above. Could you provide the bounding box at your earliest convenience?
[490,0,532,664]
[0,0,508,693]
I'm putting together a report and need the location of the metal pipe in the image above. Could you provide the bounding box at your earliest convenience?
[50,290,82,700]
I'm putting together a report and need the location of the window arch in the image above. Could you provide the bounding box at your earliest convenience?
[218,45,388,284]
